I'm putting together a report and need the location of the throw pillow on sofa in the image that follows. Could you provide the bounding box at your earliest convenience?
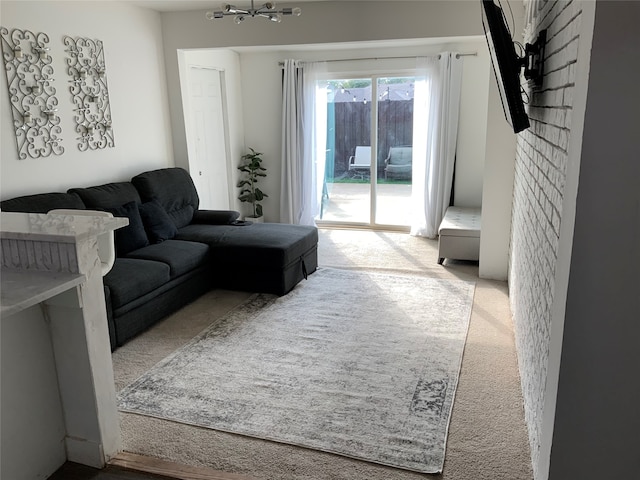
[107,201,149,256]
[139,200,178,243]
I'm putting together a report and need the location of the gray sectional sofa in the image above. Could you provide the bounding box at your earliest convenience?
[1,167,318,350]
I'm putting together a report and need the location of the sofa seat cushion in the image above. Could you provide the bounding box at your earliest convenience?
[126,239,210,278]
[176,223,318,268]
[103,258,170,308]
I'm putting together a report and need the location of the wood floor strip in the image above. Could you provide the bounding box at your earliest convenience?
[109,452,258,480]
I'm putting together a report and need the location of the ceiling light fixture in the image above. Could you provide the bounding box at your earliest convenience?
[206,1,301,24]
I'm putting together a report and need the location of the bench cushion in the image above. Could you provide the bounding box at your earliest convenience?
[438,207,481,238]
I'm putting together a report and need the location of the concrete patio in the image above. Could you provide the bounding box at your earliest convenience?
[319,182,412,227]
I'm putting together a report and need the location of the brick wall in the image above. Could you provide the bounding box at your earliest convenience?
[508,1,583,477]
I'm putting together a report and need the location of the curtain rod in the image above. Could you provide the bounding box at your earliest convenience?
[278,52,477,66]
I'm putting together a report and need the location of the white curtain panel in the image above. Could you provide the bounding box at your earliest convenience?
[410,53,463,238]
[280,60,327,225]
[300,62,327,226]
[280,59,303,224]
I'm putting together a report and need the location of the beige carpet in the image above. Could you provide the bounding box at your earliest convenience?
[113,228,534,480]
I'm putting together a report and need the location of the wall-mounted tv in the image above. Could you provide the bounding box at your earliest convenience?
[481,0,530,133]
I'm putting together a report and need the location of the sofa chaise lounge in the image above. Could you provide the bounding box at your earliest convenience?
[1,167,318,350]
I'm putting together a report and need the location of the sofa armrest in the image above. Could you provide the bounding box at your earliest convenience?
[192,209,240,225]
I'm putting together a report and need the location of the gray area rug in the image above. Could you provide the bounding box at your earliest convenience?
[117,268,475,474]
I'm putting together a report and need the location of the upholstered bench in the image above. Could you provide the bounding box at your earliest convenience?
[437,207,481,265]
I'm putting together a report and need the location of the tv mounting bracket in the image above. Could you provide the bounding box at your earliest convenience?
[520,29,547,87]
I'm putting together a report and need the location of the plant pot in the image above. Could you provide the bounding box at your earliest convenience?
[245,215,264,223]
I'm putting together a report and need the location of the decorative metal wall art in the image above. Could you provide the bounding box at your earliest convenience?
[63,36,114,151]
[1,27,64,159]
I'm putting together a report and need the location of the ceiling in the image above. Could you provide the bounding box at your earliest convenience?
[128,0,416,13]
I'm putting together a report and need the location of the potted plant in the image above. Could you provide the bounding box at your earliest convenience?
[237,147,268,221]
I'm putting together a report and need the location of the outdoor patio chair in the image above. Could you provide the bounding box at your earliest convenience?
[384,146,413,180]
[348,146,372,179]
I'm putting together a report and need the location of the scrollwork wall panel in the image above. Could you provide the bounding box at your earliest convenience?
[1,27,64,159]
[63,36,114,151]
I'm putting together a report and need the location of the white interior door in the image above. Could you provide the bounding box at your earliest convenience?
[187,66,230,210]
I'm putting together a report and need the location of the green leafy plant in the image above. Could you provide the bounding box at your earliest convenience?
[237,147,268,218]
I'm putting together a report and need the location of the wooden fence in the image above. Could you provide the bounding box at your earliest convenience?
[327,99,414,178]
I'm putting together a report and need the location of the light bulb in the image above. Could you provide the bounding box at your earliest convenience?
[205,11,215,20]
[234,15,245,24]
[282,7,301,16]
[264,2,275,9]
[269,14,282,23]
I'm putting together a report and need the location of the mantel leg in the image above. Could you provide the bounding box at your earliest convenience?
[44,240,121,467]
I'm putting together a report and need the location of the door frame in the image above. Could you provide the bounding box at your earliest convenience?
[317,69,416,232]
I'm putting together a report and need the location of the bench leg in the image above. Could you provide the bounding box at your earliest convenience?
[438,257,444,265]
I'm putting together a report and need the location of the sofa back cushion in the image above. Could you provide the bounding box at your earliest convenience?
[0,192,85,213]
[69,182,142,209]
[131,168,199,229]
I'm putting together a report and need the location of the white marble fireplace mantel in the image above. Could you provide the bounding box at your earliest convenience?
[1,211,128,480]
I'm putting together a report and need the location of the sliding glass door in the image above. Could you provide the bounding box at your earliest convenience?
[318,75,416,229]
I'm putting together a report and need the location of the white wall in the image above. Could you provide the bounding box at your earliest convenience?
[160,1,508,222]
[0,1,174,200]
[478,0,524,281]
[1,305,67,480]
[479,68,517,280]
[508,0,595,477]
[233,38,490,222]
[546,1,640,478]
[455,43,491,207]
